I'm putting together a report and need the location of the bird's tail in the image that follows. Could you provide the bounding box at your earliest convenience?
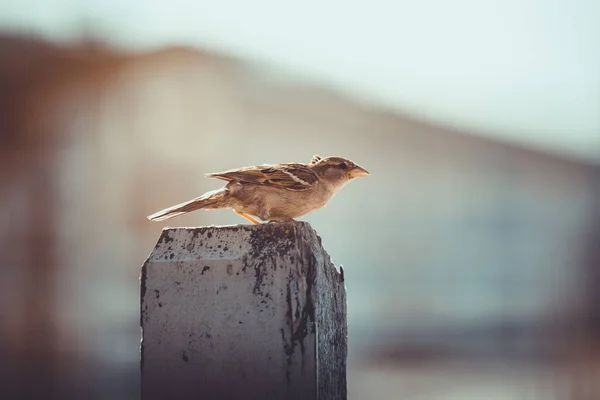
[147,188,229,222]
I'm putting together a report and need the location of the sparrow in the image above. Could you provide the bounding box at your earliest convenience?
[147,155,370,224]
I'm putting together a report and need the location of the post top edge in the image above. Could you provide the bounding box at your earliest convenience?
[159,220,313,233]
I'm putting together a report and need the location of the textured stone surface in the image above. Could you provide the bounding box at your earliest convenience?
[140,221,347,400]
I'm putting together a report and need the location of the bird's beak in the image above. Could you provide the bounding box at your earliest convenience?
[349,165,370,178]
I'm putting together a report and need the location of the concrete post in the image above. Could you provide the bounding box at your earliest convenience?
[140,221,347,400]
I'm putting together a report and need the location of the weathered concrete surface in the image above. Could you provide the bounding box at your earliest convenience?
[140,221,347,400]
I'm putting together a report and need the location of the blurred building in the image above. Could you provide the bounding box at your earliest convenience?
[0,34,598,399]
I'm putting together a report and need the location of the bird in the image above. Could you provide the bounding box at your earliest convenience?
[147,155,370,224]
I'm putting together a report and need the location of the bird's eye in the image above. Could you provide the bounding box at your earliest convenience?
[338,163,347,170]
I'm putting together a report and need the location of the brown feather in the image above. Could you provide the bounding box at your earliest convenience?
[147,188,228,221]
[207,163,318,191]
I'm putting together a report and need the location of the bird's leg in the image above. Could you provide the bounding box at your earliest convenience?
[234,210,260,224]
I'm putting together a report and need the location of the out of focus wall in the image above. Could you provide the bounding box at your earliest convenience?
[0,35,598,399]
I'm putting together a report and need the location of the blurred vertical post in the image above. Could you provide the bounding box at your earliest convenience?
[0,35,126,399]
[140,222,347,399]
[0,36,61,399]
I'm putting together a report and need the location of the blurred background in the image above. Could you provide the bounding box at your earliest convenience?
[0,1,599,399]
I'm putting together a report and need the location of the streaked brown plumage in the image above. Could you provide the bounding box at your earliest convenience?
[147,155,370,224]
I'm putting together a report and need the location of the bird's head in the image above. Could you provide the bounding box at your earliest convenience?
[310,155,370,186]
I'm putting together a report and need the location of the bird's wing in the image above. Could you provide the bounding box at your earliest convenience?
[206,163,318,191]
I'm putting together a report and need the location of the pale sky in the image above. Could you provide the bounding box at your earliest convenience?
[2,0,599,163]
